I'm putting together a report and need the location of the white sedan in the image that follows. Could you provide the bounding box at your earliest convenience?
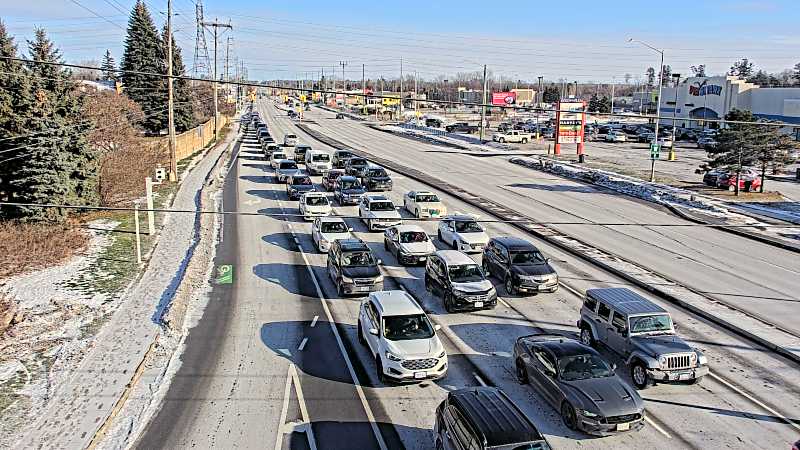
[312,217,353,252]
[299,192,332,221]
[403,190,447,219]
[437,214,490,253]
[383,225,436,265]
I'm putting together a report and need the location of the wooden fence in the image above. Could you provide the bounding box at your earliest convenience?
[145,115,230,162]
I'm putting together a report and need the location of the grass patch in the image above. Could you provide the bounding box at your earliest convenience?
[0,222,89,280]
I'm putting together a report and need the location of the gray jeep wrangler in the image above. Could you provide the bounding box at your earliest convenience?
[577,288,708,389]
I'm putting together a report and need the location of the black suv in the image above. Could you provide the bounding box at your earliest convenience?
[333,175,366,205]
[482,237,558,296]
[333,149,355,168]
[434,387,551,450]
[326,238,383,296]
[362,164,393,191]
[345,157,370,177]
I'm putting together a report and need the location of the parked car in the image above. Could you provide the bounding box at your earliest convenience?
[358,194,402,231]
[492,130,532,144]
[298,192,331,220]
[717,170,762,191]
[327,238,383,296]
[383,225,435,265]
[437,214,490,253]
[345,156,370,177]
[305,150,332,175]
[434,387,551,450]
[357,290,447,383]
[312,217,352,253]
[445,122,479,133]
[425,118,443,128]
[657,137,674,149]
[333,175,366,205]
[605,131,628,143]
[482,237,558,296]
[637,132,655,143]
[286,173,315,200]
[270,151,288,167]
[403,190,447,218]
[497,122,512,133]
[321,169,345,191]
[275,159,300,182]
[513,334,645,435]
[335,112,345,119]
[425,250,497,312]
[362,164,393,191]
[697,137,718,149]
[702,169,728,187]
[283,133,298,147]
[577,288,709,389]
[332,149,355,168]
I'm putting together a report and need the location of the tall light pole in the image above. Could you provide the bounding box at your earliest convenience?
[628,38,664,182]
[166,0,176,181]
[669,73,681,161]
[610,76,615,117]
[480,64,487,143]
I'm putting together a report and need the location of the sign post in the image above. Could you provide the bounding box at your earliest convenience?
[649,143,660,182]
[554,100,586,156]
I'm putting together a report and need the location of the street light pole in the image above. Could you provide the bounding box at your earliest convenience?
[669,73,681,161]
[629,38,664,182]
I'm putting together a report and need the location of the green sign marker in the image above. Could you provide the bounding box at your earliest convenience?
[649,144,660,160]
[216,264,233,284]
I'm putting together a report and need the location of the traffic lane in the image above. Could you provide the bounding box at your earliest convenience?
[304,112,800,335]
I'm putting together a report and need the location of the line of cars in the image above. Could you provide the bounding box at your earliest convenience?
[248,110,708,445]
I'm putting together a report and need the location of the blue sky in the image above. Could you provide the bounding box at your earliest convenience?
[2,0,799,83]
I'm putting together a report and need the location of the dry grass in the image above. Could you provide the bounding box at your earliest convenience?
[0,221,89,280]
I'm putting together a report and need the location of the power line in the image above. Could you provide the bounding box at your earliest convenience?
[67,0,126,31]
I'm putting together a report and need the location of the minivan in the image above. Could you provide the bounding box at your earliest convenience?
[305,150,333,175]
[425,250,497,312]
[327,238,383,296]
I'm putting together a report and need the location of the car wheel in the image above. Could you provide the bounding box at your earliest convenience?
[499,138,505,143]
[424,274,432,292]
[337,280,345,297]
[444,293,455,313]
[728,184,736,192]
[368,219,374,231]
[437,229,443,241]
[376,357,388,384]
[482,259,491,278]
[435,438,444,450]
[631,360,650,390]
[561,402,578,430]
[522,138,528,144]
[516,358,529,384]
[580,326,595,348]
[415,208,420,218]
[505,275,516,296]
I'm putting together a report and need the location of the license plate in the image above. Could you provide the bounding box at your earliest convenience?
[617,423,630,431]
[474,301,484,308]
[356,286,371,292]
[678,372,692,381]
[414,371,427,379]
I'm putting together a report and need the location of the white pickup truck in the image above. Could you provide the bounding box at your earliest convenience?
[492,130,532,143]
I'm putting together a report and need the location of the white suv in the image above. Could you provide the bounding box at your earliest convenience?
[358,194,402,232]
[358,290,447,383]
[283,134,298,147]
[437,214,490,253]
[299,192,332,220]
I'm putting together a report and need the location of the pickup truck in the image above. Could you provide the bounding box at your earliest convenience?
[492,130,532,144]
[445,122,479,134]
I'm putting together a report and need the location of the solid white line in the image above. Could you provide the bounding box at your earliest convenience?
[473,373,487,387]
[709,372,800,432]
[298,337,309,351]
[274,363,294,450]
[498,298,511,308]
[559,281,583,299]
[295,233,389,450]
[644,417,671,439]
[310,315,319,327]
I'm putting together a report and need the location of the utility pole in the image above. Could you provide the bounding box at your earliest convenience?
[167,0,177,181]
[610,77,616,115]
[480,64,487,142]
[224,36,232,82]
[201,19,232,141]
[339,60,347,109]
[400,58,404,116]
[362,63,366,115]
[414,70,419,125]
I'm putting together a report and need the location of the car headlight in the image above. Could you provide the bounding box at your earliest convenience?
[658,356,667,369]
[579,409,599,418]
[319,238,329,246]
[458,238,469,245]
[695,351,706,366]
[398,246,411,255]
[385,352,403,362]
[375,274,384,283]
[341,275,353,284]
[487,286,497,297]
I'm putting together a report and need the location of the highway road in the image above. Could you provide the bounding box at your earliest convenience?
[135,100,800,449]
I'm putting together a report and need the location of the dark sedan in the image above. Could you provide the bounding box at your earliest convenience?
[513,334,646,436]
[286,174,315,200]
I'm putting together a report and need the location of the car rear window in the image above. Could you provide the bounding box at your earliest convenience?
[280,161,298,170]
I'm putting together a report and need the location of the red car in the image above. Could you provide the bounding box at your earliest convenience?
[716,169,762,192]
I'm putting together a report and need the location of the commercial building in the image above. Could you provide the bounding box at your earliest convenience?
[511,88,537,106]
[658,76,800,129]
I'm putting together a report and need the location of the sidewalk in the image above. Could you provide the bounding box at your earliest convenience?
[13,126,238,450]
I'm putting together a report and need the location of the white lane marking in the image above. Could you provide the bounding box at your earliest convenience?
[558,281,583,298]
[298,337,309,351]
[310,315,319,327]
[709,372,800,432]
[491,351,511,358]
[278,348,291,357]
[473,373,487,386]
[274,363,317,450]
[294,231,389,450]
[644,417,671,439]
[498,298,511,308]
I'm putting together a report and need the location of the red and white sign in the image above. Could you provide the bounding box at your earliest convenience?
[554,100,586,155]
[491,91,517,106]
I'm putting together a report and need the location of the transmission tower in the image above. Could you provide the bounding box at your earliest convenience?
[193,1,211,78]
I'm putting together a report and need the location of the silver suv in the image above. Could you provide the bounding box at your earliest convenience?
[576,288,708,390]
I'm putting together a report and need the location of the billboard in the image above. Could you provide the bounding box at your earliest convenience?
[554,100,586,154]
[491,91,517,106]
[382,96,401,106]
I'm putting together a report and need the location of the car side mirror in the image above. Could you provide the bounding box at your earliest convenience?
[434,324,442,331]
[368,328,379,336]
[545,257,552,263]
[611,363,617,372]
[377,259,383,265]
[348,227,354,232]
[674,323,679,330]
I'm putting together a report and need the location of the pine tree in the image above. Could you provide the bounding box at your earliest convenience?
[100,49,116,81]
[729,58,754,79]
[542,84,560,103]
[7,28,98,221]
[161,25,194,133]
[121,1,165,134]
[0,19,29,208]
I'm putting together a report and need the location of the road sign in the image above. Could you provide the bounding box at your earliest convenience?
[650,143,660,160]
[215,264,233,284]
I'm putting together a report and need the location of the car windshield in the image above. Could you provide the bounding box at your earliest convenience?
[399,231,428,243]
[341,180,362,190]
[320,221,347,233]
[448,264,484,283]
[280,162,298,170]
[286,134,297,139]
[305,196,328,206]
[454,220,483,233]
[416,194,439,203]
[337,151,353,159]
[630,314,673,334]
[368,169,387,177]
[558,354,613,381]
[312,154,330,162]
[292,177,312,185]
[273,153,286,159]
[341,251,375,267]
[351,159,367,167]
[383,314,435,341]
[370,201,395,211]
[511,251,546,265]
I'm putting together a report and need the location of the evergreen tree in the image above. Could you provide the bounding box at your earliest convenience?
[729,58,754,79]
[690,64,707,77]
[120,1,165,134]
[747,70,770,86]
[5,29,98,220]
[645,67,655,86]
[0,19,30,207]
[793,62,800,86]
[161,25,194,133]
[100,49,116,81]
[542,84,560,103]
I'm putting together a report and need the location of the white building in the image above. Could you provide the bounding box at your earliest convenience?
[658,76,800,130]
